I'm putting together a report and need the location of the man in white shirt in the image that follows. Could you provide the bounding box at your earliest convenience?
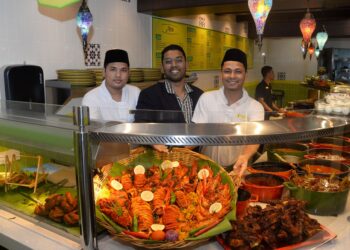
[82,49,140,122]
[192,48,264,176]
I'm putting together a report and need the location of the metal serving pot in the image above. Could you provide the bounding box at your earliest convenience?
[284,181,349,216]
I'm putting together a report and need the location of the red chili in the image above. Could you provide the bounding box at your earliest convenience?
[123,230,149,239]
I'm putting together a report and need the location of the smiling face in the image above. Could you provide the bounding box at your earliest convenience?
[104,62,129,92]
[221,61,246,91]
[161,50,187,83]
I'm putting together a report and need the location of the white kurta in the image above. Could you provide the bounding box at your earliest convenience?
[192,87,264,166]
[81,81,140,122]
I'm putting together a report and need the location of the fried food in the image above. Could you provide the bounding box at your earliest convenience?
[96,161,232,240]
[34,192,79,226]
[225,199,322,249]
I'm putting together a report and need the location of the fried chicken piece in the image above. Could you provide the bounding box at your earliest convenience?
[48,206,65,222]
[34,204,49,216]
[63,210,79,226]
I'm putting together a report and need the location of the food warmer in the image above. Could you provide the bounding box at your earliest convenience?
[0,101,350,250]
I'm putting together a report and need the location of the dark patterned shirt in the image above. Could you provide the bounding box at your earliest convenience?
[164,80,193,123]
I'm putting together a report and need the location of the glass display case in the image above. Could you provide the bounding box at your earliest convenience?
[0,101,350,250]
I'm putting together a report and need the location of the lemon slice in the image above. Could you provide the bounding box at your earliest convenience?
[151,224,165,231]
[198,169,209,180]
[110,180,123,191]
[134,165,145,175]
[161,160,173,170]
[171,161,180,168]
[141,190,154,202]
[209,202,222,214]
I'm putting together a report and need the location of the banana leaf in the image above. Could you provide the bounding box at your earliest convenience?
[187,218,232,240]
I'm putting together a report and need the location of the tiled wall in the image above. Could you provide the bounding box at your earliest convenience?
[0,0,152,80]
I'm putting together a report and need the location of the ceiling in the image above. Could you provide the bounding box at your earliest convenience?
[137,0,350,38]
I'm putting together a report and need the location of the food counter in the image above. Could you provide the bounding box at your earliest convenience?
[0,101,350,249]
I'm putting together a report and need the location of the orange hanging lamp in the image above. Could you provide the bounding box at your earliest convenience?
[308,42,315,60]
[299,9,316,45]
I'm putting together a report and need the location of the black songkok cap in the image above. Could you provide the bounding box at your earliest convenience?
[221,48,247,70]
[104,49,129,68]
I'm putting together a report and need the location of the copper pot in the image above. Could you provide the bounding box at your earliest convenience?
[242,173,285,202]
[247,161,293,179]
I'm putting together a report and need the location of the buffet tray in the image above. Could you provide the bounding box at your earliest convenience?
[217,225,336,250]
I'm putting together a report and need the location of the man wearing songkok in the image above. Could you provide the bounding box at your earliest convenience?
[192,48,264,176]
[82,49,140,122]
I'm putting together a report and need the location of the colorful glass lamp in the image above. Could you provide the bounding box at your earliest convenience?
[248,0,273,51]
[315,47,320,58]
[38,0,80,8]
[76,0,93,51]
[308,42,315,60]
[316,30,328,51]
[301,39,308,60]
[300,9,316,45]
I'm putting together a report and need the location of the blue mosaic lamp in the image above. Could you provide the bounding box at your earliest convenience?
[76,0,93,50]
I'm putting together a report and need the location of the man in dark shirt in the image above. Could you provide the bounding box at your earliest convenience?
[135,44,203,152]
[255,66,284,119]
[135,44,203,123]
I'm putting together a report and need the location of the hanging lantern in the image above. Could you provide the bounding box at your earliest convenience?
[316,31,328,51]
[301,39,308,60]
[299,9,316,44]
[308,42,315,60]
[248,0,273,51]
[76,0,93,51]
[315,47,320,58]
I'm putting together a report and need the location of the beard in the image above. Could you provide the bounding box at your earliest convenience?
[164,69,186,83]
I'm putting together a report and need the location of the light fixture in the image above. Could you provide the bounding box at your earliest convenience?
[316,26,328,51]
[315,47,320,58]
[299,9,316,45]
[308,42,315,60]
[248,0,273,51]
[301,39,308,60]
[76,0,93,51]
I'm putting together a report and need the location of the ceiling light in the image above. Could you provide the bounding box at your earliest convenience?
[76,0,93,51]
[300,9,316,45]
[248,0,273,51]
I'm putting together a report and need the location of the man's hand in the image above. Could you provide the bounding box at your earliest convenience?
[232,154,249,177]
[230,144,259,177]
[152,144,169,153]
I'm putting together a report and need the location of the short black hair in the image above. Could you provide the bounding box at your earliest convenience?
[161,44,186,62]
[261,66,273,77]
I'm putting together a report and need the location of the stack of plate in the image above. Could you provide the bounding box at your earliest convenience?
[57,69,96,87]
[143,68,162,81]
[129,68,144,82]
[88,68,104,85]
